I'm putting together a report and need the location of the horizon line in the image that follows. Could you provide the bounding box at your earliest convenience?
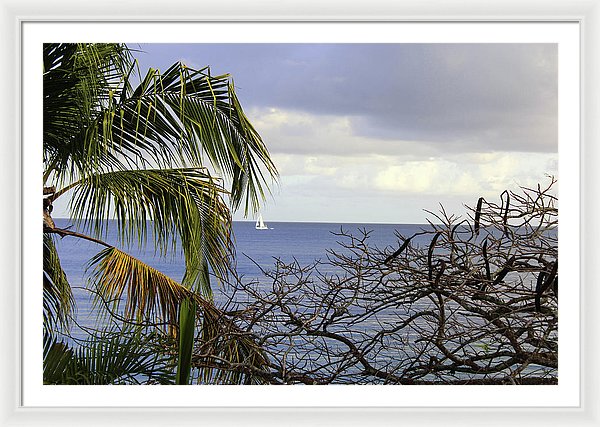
[52,217,433,226]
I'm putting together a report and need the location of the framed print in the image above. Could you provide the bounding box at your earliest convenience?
[2,0,599,426]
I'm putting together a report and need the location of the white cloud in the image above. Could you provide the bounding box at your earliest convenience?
[370,153,556,197]
[251,149,557,223]
[250,107,439,158]
[374,160,451,194]
[245,106,559,222]
[255,106,556,186]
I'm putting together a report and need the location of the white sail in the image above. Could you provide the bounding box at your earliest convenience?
[255,214,268,230]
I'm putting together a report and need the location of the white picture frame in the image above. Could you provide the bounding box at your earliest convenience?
[2,0,599,425]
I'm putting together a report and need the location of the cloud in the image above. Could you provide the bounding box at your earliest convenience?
[249,107,440,158]
[269,150,556,199]
[138,43,557,154]
[369,153,557,197]
[249,105,557,163]
[133,43,559,223]
[251,105,557,222]
[247,150,557,223]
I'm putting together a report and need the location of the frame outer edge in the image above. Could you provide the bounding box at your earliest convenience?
[581,0,600,424]
[2,0,600,425]
[0,1,21,426]
[0,0,599,21]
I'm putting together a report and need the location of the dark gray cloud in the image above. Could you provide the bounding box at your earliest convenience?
[136,43,557,153]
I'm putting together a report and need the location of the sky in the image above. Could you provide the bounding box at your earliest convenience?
[102,44,560,224]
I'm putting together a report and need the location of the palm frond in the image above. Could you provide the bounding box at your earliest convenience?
[176,297,197,384]
[87,246,195,327]
[43,43,277,385]
[45,47,279,213]
[86,247,269,384]
[43,43,132,185]
[52,59,277,214]
[69,168,232,293]
[86,246,223,327]
[43,234,74,334]
[43,327,175,385]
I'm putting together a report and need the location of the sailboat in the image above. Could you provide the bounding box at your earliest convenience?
[255,214,269,230]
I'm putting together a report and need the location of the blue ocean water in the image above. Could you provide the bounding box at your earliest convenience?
[50,219,556,382]
[53,219,430,331]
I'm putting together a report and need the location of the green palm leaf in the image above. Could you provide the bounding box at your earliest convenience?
[43,43,277,384]
[43,43,132,185]
[98,62,277,214]
[43,327,175,385]
[43,234,74,334]
[69,168,232,294]
[45,44,278,214]
[176,297,197,385]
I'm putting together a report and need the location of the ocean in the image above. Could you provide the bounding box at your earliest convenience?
[50,218,557,383]
[53,219,430,334]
